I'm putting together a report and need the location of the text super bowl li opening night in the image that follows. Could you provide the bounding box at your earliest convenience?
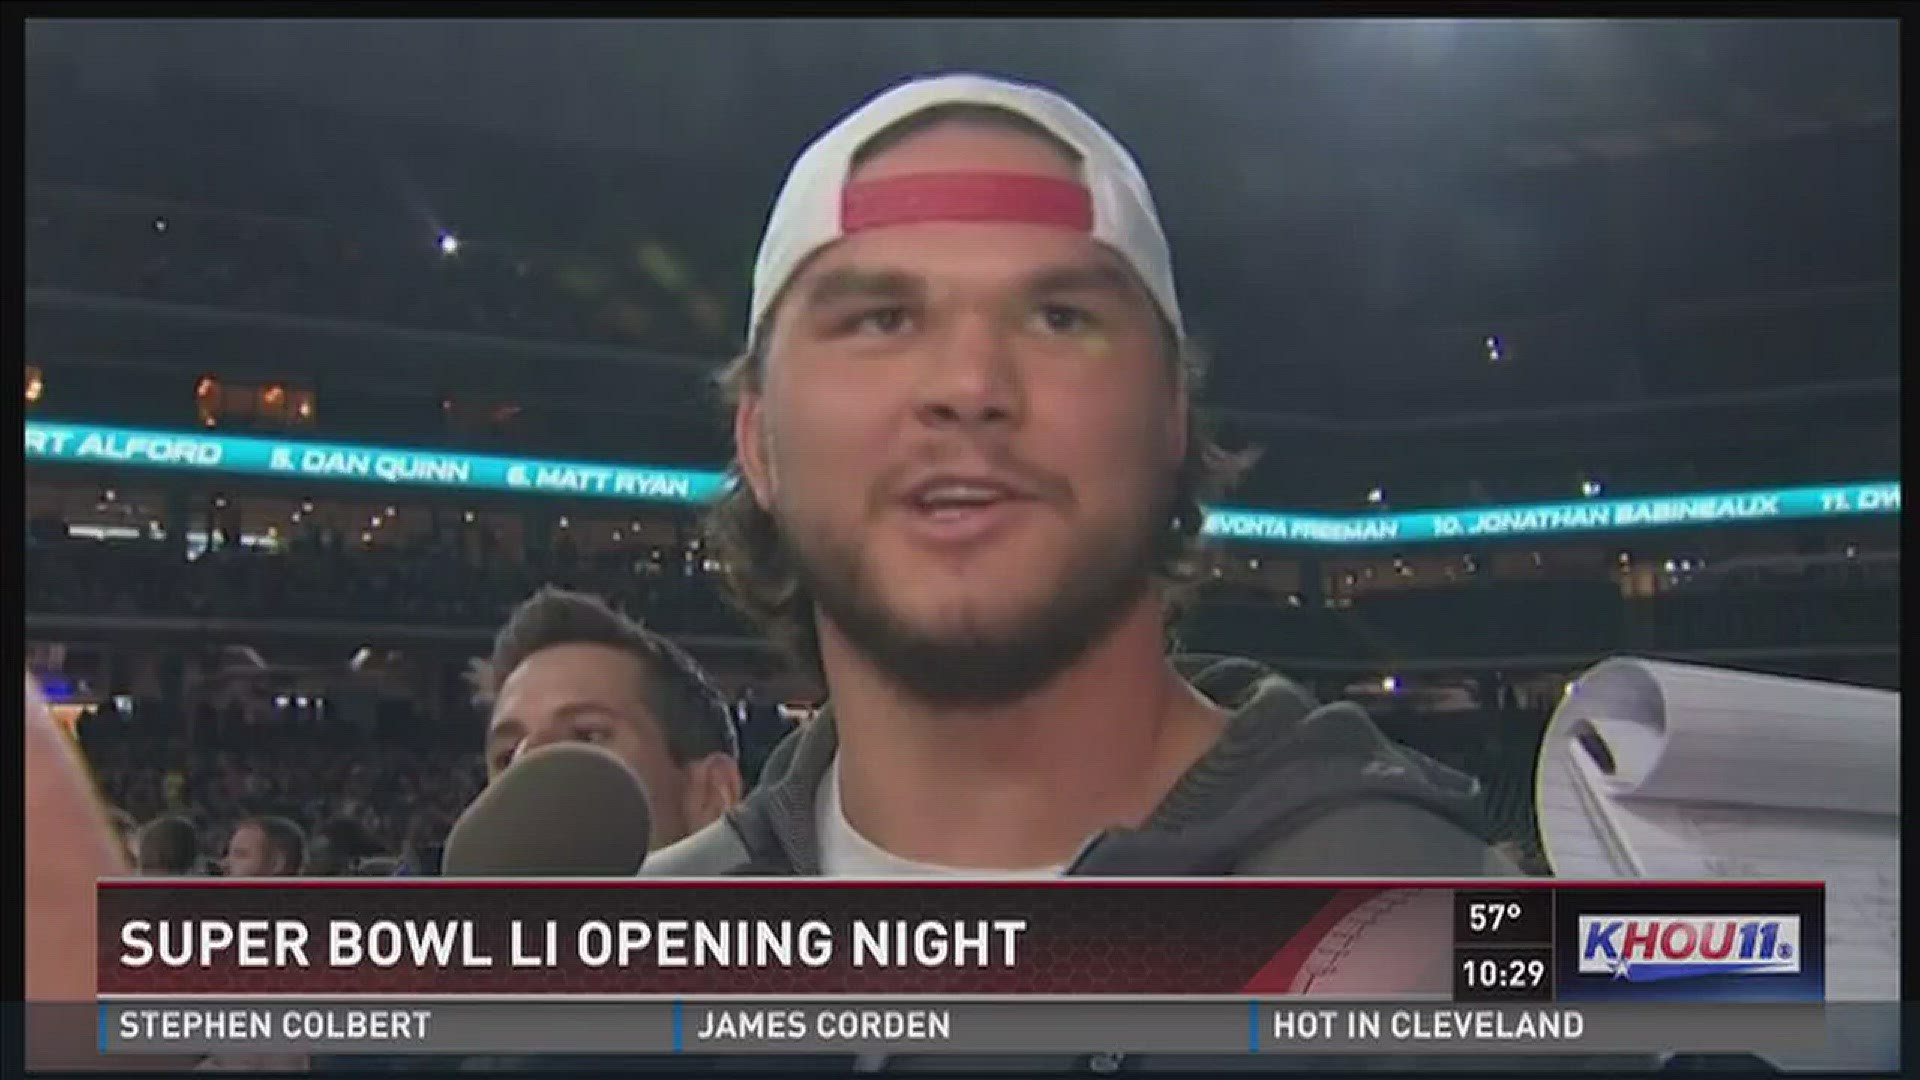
[107,918,1592,1053]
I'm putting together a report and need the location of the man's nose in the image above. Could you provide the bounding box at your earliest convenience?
[912,313,1023,428]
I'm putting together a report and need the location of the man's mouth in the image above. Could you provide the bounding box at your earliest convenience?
[899,477,1037,537]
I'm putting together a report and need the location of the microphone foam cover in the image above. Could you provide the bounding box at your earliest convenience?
[442,743,652,877]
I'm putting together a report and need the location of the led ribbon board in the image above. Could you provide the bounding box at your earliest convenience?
[25,421,729,506]
[26,421,1901,548]
[1202,482,1900,546]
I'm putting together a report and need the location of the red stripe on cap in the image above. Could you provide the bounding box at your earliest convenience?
[841,173,1093,234]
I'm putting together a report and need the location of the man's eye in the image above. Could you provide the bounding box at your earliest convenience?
[843,306,913,335]
[1033,304,1098,334]
[576,727,611,744]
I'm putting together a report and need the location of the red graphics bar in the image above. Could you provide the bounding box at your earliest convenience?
[98,879,1822,1002]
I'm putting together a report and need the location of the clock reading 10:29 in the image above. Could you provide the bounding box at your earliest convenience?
[1453,947,1555,1002]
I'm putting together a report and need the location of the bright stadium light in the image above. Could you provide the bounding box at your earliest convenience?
[438,233,460,256]
[1366,487,1385,505]
[1382,675,1400,693]
[1484,335,1503,362]
[1581,479,1603,498]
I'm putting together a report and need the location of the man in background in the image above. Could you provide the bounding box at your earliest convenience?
[473,586,741,850]
[108,806,140,864]
[222,814,306,877]
[395,809,452,876]
[134,814,202,875]
[304,816,383,876]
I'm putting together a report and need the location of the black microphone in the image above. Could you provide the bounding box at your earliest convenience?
[442,743,652,877]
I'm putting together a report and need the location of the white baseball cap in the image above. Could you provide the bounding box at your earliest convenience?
[748,72,1182,343]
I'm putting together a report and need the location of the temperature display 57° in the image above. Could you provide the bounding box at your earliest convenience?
[1454,891,1553,946]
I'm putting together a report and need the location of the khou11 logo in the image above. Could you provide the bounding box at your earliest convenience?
[1577,915,1800,983]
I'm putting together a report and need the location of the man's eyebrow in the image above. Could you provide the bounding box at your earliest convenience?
[801,267,925,309]
[1021,261,1141,301]
[799,261,1141,311]
[551,702,623,725]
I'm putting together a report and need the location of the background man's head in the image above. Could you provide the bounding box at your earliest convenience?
[401,808,452,875]
[474,587,741,850]
[108,807,139,864]
[223,815,305,877]
[134,814,201,875]
[711,75,1247,708]
[305,815,383,876]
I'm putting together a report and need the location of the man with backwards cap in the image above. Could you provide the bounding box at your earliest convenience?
[632,73,1621,1076]
[653,71,1516,881]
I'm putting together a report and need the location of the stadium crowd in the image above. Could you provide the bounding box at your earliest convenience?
[25,530,751,636]
[27,529,1901,660]
[69,692,1552,878]
[85,742,477,877]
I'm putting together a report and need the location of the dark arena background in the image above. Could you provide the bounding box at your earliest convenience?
[24,19,1897,880]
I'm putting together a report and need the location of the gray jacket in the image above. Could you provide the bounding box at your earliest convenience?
[618,661,1614,1073]
[649,659,1513,878]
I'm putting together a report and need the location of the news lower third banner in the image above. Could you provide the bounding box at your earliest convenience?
[92,880,1840,1055]
[96,1000,1840,1056]
[24,420,1901,548]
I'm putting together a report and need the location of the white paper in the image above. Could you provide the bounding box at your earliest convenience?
[1535,657,1900,1005]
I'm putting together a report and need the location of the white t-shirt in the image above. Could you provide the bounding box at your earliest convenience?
[815,756,1066,878]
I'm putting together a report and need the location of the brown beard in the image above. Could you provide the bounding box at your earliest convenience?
[775,476,1174,711]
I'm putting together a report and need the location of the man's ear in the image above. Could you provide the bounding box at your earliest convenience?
[681,752,744,833]
[734,391,775,510]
